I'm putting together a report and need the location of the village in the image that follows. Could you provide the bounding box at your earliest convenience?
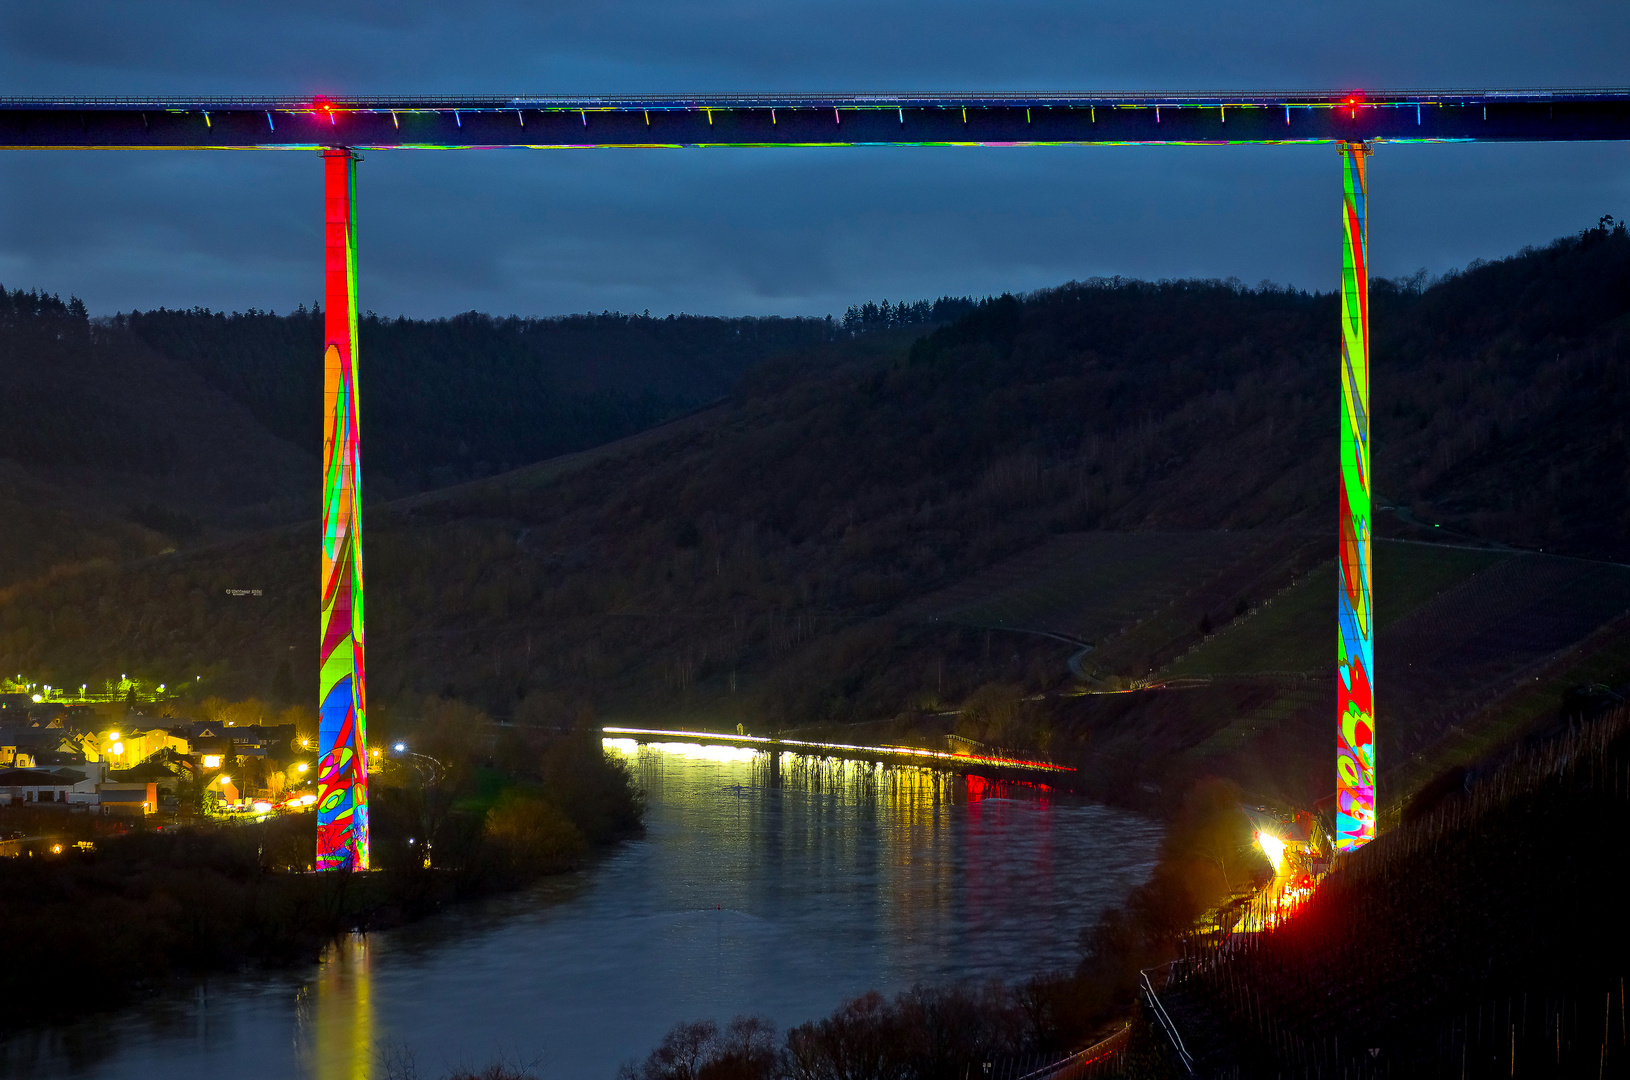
[0,686,331,853]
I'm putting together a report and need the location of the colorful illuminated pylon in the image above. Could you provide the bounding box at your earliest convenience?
[1336,141,1374,852]
[317,147,369,871]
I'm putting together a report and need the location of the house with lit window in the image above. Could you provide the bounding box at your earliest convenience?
[88,726,189,768]
[188,722,297,764]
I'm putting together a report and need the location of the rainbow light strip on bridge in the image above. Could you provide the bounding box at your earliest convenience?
[9,90,1627,150]
[1336,142,1375,852]
[601,726,1076,773]
[317,147,370,871]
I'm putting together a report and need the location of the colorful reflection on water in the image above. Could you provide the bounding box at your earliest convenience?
[0,741,1162,1080]
[301,934,373,1080]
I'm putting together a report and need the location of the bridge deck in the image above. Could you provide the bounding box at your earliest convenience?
[601,725,1075,775]
[3,89,1628,148]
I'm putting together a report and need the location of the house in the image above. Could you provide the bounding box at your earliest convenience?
[189,722,296,764]
[88,726,189,767]
[61,766,102,805]
[99,781,159,816]
[1,743,36,769]
[0,767,83,805]
[107,762,181,811]
[0,725,76,769]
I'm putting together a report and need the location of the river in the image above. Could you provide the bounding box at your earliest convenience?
[0,740,1163,1080]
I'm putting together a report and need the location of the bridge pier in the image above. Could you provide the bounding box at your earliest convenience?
[1336,141,1375,852]
[317,146,370,871]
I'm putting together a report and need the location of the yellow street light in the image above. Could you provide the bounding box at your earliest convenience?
[296,763,309,774]
[218,775,232,785]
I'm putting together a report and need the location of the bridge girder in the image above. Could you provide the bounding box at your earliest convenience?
[3,89,1629,149]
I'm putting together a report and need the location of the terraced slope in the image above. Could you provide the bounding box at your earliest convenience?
[1163,542,1512,678]
[904,531,1261,644]
[1152,540,1630,806]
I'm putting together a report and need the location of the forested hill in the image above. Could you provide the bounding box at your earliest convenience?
[4,220,1625,757]
[121,297,976,488]
[0,287,313,587]
[0,292,957,587]
[120,307,839,489]
[889,216,1630,559]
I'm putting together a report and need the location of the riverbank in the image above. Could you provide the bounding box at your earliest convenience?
[617,764,1266,1080]
[0,743,1159,1080]
[0,724,644,1031]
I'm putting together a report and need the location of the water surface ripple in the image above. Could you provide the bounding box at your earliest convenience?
[1,741,1162,1079]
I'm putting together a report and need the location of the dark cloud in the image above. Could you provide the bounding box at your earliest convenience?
[2,1,1628,316]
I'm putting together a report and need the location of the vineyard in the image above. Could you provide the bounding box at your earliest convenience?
[907,531,1262,646]
[1143,543,1630,813]
[1163,541,1511,680]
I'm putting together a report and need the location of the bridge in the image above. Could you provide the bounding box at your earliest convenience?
[3,89,1629,147]
[601,725,1076,777]
[6,87,1627,870]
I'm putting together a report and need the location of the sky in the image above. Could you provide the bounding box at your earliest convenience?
[2,1,1628,319]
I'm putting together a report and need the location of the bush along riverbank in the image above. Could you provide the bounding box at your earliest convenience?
[0,715,643,1030]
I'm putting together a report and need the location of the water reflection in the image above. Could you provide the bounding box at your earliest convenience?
[607,740,1151,991]
[299,934,373,1080]
[2,739,1161,1080]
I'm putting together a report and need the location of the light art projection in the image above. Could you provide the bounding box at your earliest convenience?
[1335,141,1375,852]
[317,146,370,870]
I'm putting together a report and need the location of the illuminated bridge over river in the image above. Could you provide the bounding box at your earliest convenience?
[600,725,1077,779]
[6,88,1628,870]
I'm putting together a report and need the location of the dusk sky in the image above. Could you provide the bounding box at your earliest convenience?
[3,1,1628,318]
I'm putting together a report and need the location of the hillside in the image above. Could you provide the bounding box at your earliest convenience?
[120,305,850,489]
[2,221,1627,817]
[1141,703,1630,1078]
[0,287,313,586]
[0,287,880,589]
